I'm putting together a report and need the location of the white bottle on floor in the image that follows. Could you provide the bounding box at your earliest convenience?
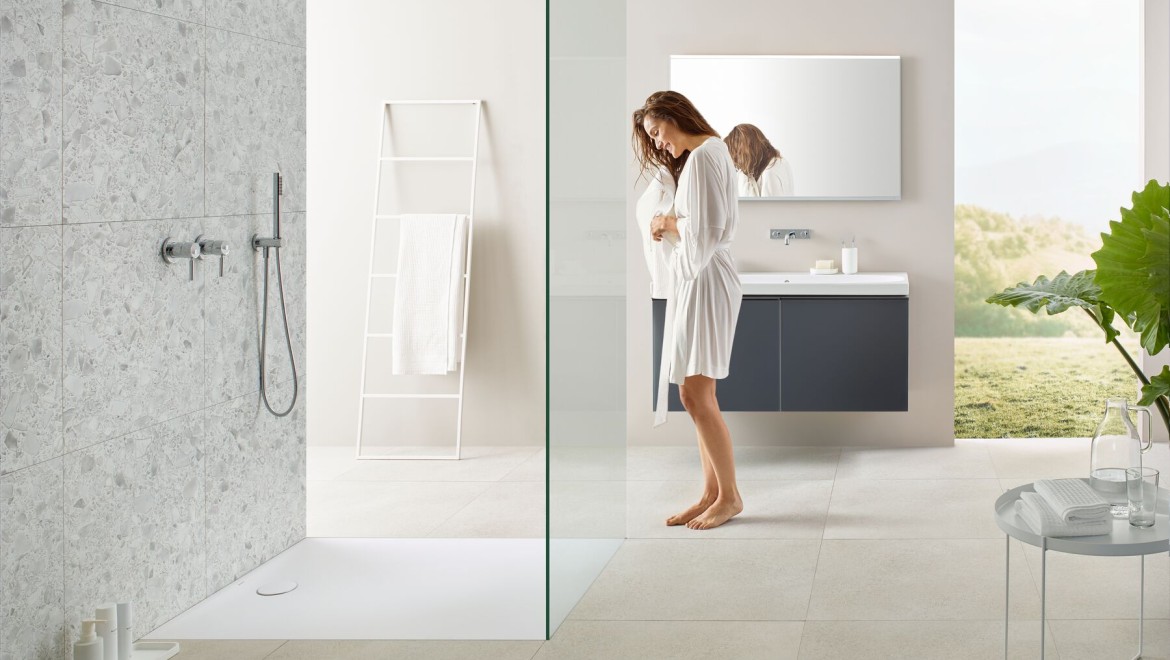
[73,619,104,660]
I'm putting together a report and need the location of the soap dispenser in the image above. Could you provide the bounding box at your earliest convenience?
[74,619,104,660]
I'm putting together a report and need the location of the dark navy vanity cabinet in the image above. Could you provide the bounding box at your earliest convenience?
[652,296,908,412]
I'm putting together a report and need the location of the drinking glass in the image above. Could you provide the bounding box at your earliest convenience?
[1125,467,1159,528]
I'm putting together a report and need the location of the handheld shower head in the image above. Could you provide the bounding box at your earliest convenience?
[272,172,282,239]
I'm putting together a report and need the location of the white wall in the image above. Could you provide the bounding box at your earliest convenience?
[307,0,545,447]
[1142,0,1169,444]
[626,0,955,446]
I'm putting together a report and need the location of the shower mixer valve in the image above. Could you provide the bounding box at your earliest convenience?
[196,235,231,277]
[160,238,202,281]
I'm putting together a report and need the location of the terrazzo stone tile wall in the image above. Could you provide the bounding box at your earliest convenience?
[0,0,306,658]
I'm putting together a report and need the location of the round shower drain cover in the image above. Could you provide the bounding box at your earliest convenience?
[256,580,298,596]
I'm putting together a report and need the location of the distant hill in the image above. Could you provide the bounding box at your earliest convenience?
[955,204,1104,337]
[956,140,1141,231]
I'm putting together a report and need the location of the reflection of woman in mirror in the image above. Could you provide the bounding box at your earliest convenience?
[725,123,794,197]
[632,91,744,530]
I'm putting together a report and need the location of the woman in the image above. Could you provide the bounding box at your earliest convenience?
[724,123,794,197]
[632,91,743,530]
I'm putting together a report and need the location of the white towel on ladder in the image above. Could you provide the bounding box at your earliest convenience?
[392,214,468,375]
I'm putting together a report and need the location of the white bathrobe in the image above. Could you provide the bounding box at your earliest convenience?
[634,166,676,299]
[736,156,794,197]
[655,137,743,426]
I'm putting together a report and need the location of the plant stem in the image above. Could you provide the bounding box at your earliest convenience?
[1082,308,1170,436]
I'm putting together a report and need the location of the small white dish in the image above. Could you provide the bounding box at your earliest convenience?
[133,641,181,659]
[809,267,839,275]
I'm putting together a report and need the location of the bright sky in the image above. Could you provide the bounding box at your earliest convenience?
[955,0,1142,229]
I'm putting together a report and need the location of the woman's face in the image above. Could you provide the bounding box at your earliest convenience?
[643,115,685,159]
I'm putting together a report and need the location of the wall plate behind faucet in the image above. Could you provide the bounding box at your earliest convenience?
[770,229,811,240]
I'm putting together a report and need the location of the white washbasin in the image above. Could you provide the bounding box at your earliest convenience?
[739,271,908,296]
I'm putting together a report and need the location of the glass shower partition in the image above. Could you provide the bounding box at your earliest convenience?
[547,0,627,638]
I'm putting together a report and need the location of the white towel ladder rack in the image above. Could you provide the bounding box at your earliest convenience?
[356,99,481,460]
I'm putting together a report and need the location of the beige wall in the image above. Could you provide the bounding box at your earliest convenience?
[625,0,955,446]
[1143,0,1169,444]
[307,0,546,447]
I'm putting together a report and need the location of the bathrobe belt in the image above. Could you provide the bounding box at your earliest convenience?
[653,243,732,427]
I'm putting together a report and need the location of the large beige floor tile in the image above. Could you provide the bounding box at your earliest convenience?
[626,480,832,539]
[807,539,1042,620]
[567,539,820,621]
[172,640,286,659]
[547,446,626,481]
[836,439,997,479]
[734,447,842,481]
[547,480,627,539]
[627,446,839,481]
[307,481,491,537]
[797,620,1060,659]
[307,446,362,481]
[428,482,546,538]
[985,438,1092,478]
[265,640,543,659]
[823,479,1004,539]
[537,620,803,660]
[332,446,541,482]
[1017,547,1170,619]
[1050,619,1170,660]
[502,449,546,481]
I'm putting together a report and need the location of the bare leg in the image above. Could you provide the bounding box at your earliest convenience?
[679,375,742,530]
[666,421,719,526]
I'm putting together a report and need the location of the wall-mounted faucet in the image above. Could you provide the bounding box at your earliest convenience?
[771,228,811,245]
[196,235,231,277]
[161,238,201,280]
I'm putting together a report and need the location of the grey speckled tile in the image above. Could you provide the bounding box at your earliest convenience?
[63,412,206,641]
[62,0,204,223]
[203,214,265,405]
[205,29,305,216]
[257,211,303,387]
[204,378,304,594]
[0,0,62,228]
[0,226,63,474]
[205,0,304,47]
[99,0,204,24]
[0,459,66,660]
[62,220,205,453]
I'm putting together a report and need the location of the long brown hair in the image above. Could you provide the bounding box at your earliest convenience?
[631,91,719,185]
[724,124,781,181]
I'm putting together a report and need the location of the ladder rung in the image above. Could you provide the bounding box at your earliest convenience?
[379,156,474,162]
[369,273,467,279]
[362,393,461,399]
[364,333,466,339]
[383,100,480,105]
[374,215,474,220]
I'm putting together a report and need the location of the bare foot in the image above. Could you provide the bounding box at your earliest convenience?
[686,497,743,530]
[666,496,716,526]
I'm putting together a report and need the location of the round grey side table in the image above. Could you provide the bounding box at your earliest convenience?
[994,480,1170,659]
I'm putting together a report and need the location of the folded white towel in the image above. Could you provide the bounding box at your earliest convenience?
[1016,492,1112,537]
[1033,478,1111,523]
[392,214,467,375]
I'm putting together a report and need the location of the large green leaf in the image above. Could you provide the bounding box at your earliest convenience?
[985,270,1120,342]
[1091,180,1170,355]
[1138,365,1170,408]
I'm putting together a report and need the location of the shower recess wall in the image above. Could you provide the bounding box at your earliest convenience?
[0,1,307,658]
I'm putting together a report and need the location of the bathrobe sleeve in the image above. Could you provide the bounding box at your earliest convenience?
[671,148,729,282]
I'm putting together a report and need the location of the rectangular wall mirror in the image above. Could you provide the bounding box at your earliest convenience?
[670,55,902,200]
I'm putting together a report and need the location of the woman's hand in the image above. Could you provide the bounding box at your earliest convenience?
[650,213,678,242]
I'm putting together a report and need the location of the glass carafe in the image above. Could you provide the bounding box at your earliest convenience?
[1088,398,1153,515]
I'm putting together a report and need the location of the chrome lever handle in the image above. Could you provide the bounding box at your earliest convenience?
[161,238,201,281]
